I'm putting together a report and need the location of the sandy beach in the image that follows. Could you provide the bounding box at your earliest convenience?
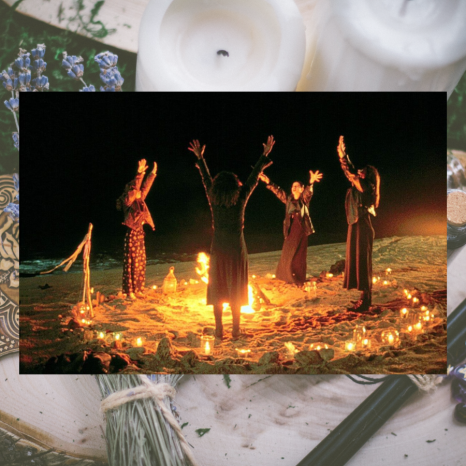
[20,235,446,374]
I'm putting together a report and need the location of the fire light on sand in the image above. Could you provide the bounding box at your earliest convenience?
[196,253,256,314]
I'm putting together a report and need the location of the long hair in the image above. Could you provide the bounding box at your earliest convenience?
[365,165,380,208]
[210,171,241,208]
[116,180,137,211]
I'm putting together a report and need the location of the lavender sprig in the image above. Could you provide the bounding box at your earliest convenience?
[62,50,124,92]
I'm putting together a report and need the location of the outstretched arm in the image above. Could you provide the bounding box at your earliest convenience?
[244,136,274,202]
[189,139,213,195]
[141,161,157,200]
[337,136,364,193]
[259,172,287,204]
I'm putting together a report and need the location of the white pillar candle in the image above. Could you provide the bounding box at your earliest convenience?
[297,0,466,96]
[136,0,305,91]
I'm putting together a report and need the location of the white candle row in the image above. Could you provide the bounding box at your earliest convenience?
[137,0,466,93]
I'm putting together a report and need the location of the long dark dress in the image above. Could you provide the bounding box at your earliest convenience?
[196,155,271,307]
[119,171,155,294]
[266,182,314,286]
[340,155,376,291]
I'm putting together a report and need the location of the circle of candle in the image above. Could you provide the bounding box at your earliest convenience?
[137,0,306,91]
[235,348,251,357]
[399,308,409,319]
[381,330,400,346]
[345,340,356,352]
[200,335,215,355]
[297,0,466,96]
[133,337,145,347]
[361,338,372,349]
[352,325,366,343]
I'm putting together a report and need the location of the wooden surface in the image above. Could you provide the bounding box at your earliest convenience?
[1,354,463,465]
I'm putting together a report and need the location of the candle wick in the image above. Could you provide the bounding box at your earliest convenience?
[217,50,229,57]
[399,0,411,16]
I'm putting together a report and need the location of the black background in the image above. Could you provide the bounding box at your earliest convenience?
[20,92,446,261]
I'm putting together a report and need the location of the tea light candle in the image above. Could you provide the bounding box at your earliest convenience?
[297,0,466,96]
[326,273,334,278]
[381,330,400,347]
[200,335,215,355]
[113,332,123,341]
[345,340,356,352]
[399,308,409,320]
[385,268,392,276]
[235,348,251,357]
[134,337,144,347]
[136,0,306,91]
[352,325,366,343]
[361,338,372,349]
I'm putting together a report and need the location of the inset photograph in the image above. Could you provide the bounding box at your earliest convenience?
[20,92,446,374]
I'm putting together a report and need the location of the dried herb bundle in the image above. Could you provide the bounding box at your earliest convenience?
[96,374,197,466]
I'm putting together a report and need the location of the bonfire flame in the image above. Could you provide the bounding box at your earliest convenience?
[221,285,256,314]
[196,252,210,284]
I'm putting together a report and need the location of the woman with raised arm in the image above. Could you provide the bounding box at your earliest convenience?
[337,135,380,312]
[117,159,157,300]
[189,137,274,339]
[259,169,323,287]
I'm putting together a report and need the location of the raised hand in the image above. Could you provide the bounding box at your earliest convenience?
[337,135,346,159]
[259,172,270,184]
[138,159,148,173]
[188,139,206,159]
[309,170,323,184]
[263,135,275,156]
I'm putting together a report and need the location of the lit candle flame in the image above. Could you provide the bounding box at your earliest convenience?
[205,341,211,355]
[137,337,142,346]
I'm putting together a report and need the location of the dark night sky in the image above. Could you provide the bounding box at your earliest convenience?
[20,92,446,262]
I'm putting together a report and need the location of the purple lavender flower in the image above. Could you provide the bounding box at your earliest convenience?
[12,133,19,151]
[17,72,31,92]
[1,68,17,91]
[62,53,85,80]
[32,75,49,91]
[14,50,31,72]
[80,84,96,92]
[33,58,47,74]
[12,173,18,194]
[4,202,18,222]
[4,97,19,113]
[95,51,118,72]
[100,68,124,92]
[31,44,46,60]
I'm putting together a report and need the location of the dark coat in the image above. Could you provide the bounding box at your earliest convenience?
[266,182,315,238]
[121,172,156,231]
[196,154,272,307]
[339,154,376,225]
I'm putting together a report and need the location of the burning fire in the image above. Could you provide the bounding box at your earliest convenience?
[196,254,256,313]
[196,252,210,284]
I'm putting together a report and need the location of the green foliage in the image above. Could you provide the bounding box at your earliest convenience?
[448,72,466,150]
[0,0,136,174]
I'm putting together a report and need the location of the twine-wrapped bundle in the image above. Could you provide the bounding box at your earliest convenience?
[96,374,199,466]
